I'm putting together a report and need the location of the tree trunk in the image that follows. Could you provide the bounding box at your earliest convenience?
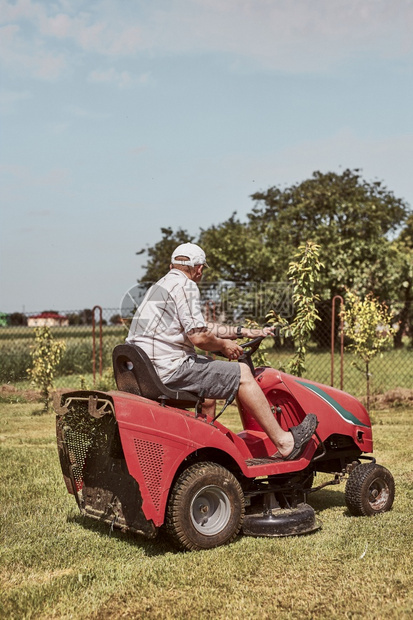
[394,279,412,349]
[365,362,370,412]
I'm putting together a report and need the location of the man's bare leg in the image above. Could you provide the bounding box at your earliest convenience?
[237,364,294,457]
[202,398,216,417]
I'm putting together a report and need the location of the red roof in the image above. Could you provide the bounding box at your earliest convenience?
[30,312,67,319]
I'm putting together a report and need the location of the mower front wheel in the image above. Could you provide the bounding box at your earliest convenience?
[165,462,245,551]
[345,463,395,516]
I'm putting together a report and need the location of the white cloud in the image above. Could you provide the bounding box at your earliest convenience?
[0,22,67,80]
[0,163,71,188]
[1,0,412,80]
[0,88,31,114]
[129,146,148,156]
[88,67,152,88]
[27,209,52,217]
[0,163,28,179]
[65,104,110,120]
[38,168,71,187]
[156,0,413,71]
[89,68,133,89]
[0,0,39,22]
[47,121,69,135]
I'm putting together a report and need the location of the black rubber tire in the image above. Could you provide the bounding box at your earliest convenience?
[345,463,395,516]
[165,462,245,551]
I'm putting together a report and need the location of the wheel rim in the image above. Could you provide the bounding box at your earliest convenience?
[190,485,231,536]
[367,477,391,511]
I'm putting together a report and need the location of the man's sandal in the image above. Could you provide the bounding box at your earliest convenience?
[271,413,318,461]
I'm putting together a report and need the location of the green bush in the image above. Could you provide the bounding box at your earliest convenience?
[56,341,113,375]
[0,348,31,382]
[57,341,94,374]
[27,326,65,413]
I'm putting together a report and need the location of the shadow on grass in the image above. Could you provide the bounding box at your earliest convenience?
[66,489,353,555]
[68,511,247,556]
[307,486,347,513]
[68,513,178,557]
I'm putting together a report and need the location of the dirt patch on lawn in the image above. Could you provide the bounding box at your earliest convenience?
[372,388,413,409]
[0,383,40,402]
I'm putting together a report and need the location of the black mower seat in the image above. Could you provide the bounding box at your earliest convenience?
[112,344,201,409]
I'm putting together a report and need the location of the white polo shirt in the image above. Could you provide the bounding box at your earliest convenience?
[126,269,207,381]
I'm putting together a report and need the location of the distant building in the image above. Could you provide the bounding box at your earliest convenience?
[27,312,69,327]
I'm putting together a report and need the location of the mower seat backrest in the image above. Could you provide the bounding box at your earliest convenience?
[112,344,200,409]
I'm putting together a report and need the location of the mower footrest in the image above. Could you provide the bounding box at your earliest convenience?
[246,456,283,466]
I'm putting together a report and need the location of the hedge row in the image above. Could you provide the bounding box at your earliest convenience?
[0,341,115,383]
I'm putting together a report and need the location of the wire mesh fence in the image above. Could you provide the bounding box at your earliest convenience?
[0,308,126,390]
[0,302,411,399]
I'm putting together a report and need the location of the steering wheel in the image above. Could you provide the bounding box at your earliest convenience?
[212,335,265,374]
[239,335,265,357]
[238,335,265,371]
[212,335,265,357]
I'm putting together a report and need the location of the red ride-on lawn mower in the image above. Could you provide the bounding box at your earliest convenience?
[54,338,395,551]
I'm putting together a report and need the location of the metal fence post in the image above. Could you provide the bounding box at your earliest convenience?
[331,295,344,390]
[92,305,103,384]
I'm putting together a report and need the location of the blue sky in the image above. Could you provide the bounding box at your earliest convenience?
[1,0,412,314]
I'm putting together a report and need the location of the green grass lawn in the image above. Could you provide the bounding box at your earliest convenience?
[0,399,412,619]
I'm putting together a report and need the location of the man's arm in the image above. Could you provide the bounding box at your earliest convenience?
[187,327,243,360]
[188,323,275,360]
[206,322,274,340]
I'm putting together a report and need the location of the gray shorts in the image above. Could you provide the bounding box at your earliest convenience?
[165,355,241,400]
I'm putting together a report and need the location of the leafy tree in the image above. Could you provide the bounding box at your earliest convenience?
[267,242,323,376]
[391,214,413,347]
[140,170,409,298]
[66,312,82,326]
[67,309,94,326]
[250,169,409,299]
[286,242,323,376]
[28,326,66,413]
[198,213,276,284]
[343,291,395,411]
[198,214,290,325]
[109,314,123,325]
[9,312,27,326]
[138,170,411,349]
[399,212,413,245]
[138,227,194,283]
[198,214,248,282]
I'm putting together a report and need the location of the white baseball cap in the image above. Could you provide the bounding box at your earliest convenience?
[171,242,209,267]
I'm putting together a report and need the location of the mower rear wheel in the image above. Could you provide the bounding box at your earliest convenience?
[345,463,395,516]
[165,462,245,551]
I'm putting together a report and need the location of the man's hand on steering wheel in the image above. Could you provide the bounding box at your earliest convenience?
[220,339,243,361]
